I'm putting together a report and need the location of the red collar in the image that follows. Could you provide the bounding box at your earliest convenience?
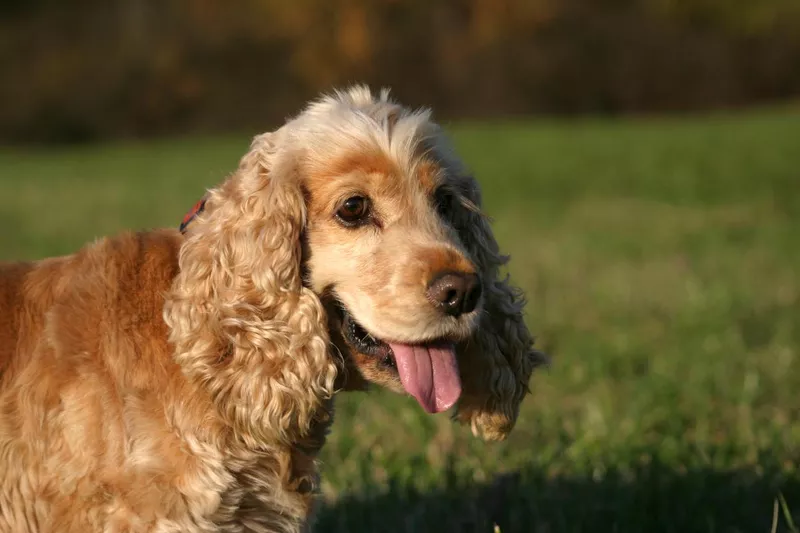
[179,198,207,234]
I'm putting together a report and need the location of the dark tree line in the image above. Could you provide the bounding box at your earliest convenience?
[2,0,799,143]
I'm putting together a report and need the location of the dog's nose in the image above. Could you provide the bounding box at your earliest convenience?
[427,272,482,316]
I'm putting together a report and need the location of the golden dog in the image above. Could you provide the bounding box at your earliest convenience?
[0,86,543,533]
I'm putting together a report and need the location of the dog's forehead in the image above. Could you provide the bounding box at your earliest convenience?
[308,147,445,197]
[352,152,442,194]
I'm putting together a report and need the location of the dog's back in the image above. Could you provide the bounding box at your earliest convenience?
[0,230,190,532]
[0,254,81,387]
[0,230,183,387]
[0,260,32,381]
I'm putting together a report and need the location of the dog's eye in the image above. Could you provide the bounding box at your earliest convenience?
[336,196,371,226]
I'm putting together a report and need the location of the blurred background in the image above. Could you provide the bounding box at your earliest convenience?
[1,1,799,532]
[2,0,800,143]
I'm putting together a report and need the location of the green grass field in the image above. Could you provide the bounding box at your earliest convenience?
[1,107,799,532]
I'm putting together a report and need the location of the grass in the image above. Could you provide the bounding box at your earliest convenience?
[1,106,799,532]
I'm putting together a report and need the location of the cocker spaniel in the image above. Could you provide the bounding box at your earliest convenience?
[0,86,544,533]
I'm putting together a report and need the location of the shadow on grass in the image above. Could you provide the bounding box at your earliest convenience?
[314,461,799,533]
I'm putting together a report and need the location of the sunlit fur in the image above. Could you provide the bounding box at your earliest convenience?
[0,86,544,532]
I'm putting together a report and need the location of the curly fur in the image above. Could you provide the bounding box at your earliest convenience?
[164,129,337,449]
[0,86,543,532]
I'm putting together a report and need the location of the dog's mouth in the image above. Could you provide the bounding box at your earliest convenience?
[342,309,396,367]
[338,307,462,414]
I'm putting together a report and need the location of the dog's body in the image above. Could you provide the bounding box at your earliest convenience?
[1,231,328,532]
[0,87,543,532]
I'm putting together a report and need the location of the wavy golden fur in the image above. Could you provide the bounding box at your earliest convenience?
[0,86,544,532]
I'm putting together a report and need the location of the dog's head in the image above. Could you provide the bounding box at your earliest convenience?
[166,87,544,445]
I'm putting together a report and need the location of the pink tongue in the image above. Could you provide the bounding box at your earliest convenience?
[388,342,461,414]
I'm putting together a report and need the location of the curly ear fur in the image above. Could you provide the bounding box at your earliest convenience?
[449,175,547,441]
[164,131,338,448]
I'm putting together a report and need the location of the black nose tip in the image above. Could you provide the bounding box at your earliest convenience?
[427,272,482,317]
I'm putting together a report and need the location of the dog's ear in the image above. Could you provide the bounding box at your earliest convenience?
[164,131,337,447]
[448,174,547,441]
